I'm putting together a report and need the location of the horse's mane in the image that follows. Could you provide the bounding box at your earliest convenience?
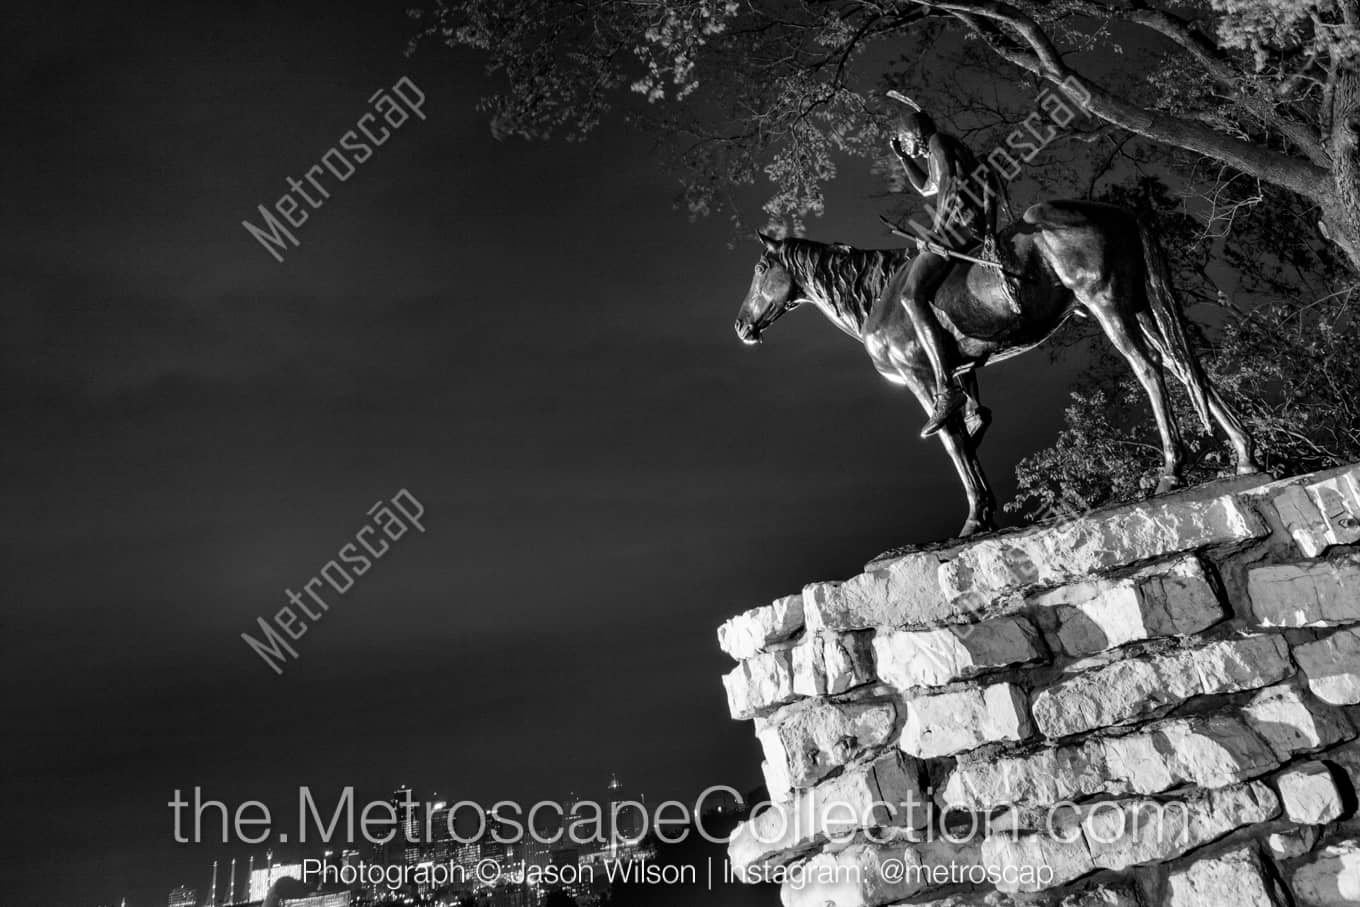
[777,238,908,329]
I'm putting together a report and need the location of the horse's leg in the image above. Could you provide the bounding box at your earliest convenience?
[1152,347,1262,476]
[905,375,996,536]
[1202,385,1261,474]
[1086,292,1187,494]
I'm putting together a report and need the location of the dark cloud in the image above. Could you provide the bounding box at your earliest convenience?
[0,1,1086,905]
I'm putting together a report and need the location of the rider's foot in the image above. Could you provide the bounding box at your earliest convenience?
[920,386,968,438]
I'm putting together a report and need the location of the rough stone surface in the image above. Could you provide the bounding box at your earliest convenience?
[939,482,1269,605]
[1265,466,1360,557]
[1290,839,1360,906]
[1293,627,1360,705]
[1165,845,1280,907]
[1247,555,1360,628]
[982,816,1094,893]
[719,594,804,660]
[873,617,1042,690]
[942,712,1280,811]
[720,462,1360,904]
[943,742,1111,810]
[900,682,1033,758]
[728,751,925,873]
[1102,713,1280,792]
[724,649,796,720]
[1028,555,1224,656]
[1266,827,1320,861]
[1241,683,1356,760]
[791,631,875,697]
[1031,635,1293,738]
[757,699,897,791]
[803,550,983,633]
[1080,781,1279,871]
[1277,762,1344,825]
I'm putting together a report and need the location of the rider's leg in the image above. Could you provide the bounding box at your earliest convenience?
[901,251,966,437]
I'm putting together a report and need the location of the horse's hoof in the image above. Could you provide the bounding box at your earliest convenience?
[1154,475,1181,495]
[958,518,995,538]
[1238,460,1264,476]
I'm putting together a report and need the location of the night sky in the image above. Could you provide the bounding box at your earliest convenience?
[4,2,1086,905]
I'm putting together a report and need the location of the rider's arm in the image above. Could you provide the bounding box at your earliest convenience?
[983,173,999,238]
[928,146,957,232]
[892,139,936,197]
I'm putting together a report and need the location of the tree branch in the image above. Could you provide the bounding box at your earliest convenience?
[915,0,1330,200]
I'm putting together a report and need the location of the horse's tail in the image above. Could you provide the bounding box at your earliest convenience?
[1136,215,1212,432]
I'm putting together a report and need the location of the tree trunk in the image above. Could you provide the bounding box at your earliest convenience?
[1321,69,1360,273]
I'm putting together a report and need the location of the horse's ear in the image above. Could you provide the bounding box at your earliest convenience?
[756,231,780,253]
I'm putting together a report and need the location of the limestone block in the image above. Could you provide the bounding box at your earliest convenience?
[1102,714,1279,792]
[728,751,925,873]
[1276,762,1344,825]
[1165,845,1280,907]
[872,616,1042,690]
[982,817,1094,893]
[756,724,794,803]
[802,546,998,633]
[1241,683,1355,760]
[758,699,897,790]
[1080,781,1279,871]
[1247,555,1360,629]
[719,594,804,659]
[1294,627,1360,705]
[900,682,1033,758]
[1032,658,1163,739]
[942,741,1111,810]
[724,649,796,720]
[1032,635,1292,738]
[1266,466,1360,558]
[1189,634,1295,693]
[1028,555,1224,656]
[1267,827,1319,861]
[791,631,874,697]
[1291,839,1360,907]
[939,484,1269,605]
[777,839,980,907]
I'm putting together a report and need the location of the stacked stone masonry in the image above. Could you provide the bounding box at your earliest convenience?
[717,463,1360,906]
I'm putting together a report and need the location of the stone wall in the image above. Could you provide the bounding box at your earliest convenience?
[717,463,1360,906]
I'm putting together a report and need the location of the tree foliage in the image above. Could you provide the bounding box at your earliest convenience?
[413,0,1360,266]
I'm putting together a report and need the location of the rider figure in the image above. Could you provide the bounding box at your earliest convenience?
[888,97,1000,437]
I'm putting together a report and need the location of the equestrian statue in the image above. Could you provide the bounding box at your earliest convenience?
[733,93,1260,537]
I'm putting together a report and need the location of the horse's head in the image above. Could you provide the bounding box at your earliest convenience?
[734,232,802,345]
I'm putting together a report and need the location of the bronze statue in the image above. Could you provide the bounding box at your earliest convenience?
[885,91,1001,439]
[733,201,1261,537]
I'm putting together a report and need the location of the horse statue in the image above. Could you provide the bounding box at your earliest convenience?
[733,199,1261,537]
